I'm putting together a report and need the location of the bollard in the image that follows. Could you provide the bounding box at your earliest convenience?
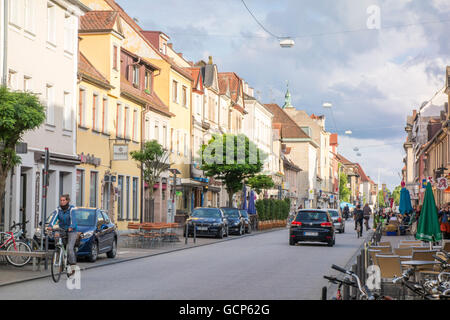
[321,286,327,300]
[361,249,366,284]
[193,222,196,244]
[185,222,188,245]
[343,281,350,300]
[351,264,358,299]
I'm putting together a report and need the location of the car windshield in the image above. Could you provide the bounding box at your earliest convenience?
[221,208,240,218]
[295,211,328,222]
[239,211,249,218]
[328,210,339,217]
[192,208,221,218]
[72,209,96,226]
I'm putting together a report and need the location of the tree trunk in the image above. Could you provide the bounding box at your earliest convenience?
[227,188,234,208]
[0,168,8,229]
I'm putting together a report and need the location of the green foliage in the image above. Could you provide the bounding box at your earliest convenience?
[130,140,171,199]
[392,185,402,206]
[200,134,267,204]
[339,168,350,202]
[246,174,275,195]
[0,86,46,170]
[255,198,291,221]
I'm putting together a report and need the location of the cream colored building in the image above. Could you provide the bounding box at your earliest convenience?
[1,0,88,233]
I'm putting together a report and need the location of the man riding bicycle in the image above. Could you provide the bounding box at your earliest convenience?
[47,194,77,277]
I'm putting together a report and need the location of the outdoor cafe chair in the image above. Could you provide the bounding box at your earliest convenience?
[376,254,405,298]
[368,249,381,265]
[394,247,413,258]
[377,241,392,248]
[369,246,392,254]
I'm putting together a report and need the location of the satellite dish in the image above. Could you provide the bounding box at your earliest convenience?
[279,38,295,48]
[353,147,359,152]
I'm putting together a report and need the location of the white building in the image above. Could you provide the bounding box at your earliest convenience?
[1,0,88,233]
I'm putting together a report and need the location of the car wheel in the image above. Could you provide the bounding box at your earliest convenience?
[106,239,117,258]
[289,238,296,246]
[327,240,334,247]
[87,241,99,262]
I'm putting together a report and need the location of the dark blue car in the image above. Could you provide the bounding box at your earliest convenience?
[34,208,118,262]
[185,208,229,238]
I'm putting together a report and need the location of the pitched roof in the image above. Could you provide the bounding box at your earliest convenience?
[263,104,310,139]
[336,153,354,165]
[78,52,111,88]
[120,76,173,118]
[218,72,243,105]
[330,133,338,146]
[79,11,119,32]
[355,163,370,182]
[189,68,204,93]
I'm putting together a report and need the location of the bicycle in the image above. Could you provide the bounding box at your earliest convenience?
[50,229,80,283]
[392,268,448,300]
[328,264,393,300]
[356,221,362,238]
[0,228,32,267]
[10,220,40,252]
[323,275,359,300]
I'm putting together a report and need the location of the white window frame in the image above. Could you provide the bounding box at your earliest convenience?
[63,91,72,131]
[117,103,124,138]
[102,96,109,134]
[24,0,36,35]
[47,2,56,46]
[93,93,100,132]
[46,84,55,126]
[9,0,21,28]
[78,87,87,127]
[64,12,74,54]
[125,106,131,139]
[23,75,31,92]
[7,69,18,90]
[133,109,139,142]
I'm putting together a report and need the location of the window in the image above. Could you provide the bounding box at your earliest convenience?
[154,121,159,142]
[96,211,105,228]
[46,85,55,126]
[113,45,118,70]
[176,131,180,155]
[47,3,56,45]
[76,170,84,207]
[7,70,17,90]
[170,128,174,152]
[125,107,131,139]
[133,110,139,141]
[63,92,72,131]
[163,125,167,148]
[24,0,35,34]
[64,13,74,53]
[182,86,187,107]
[145,70,152,92]
[9,0,20,27]
[23,76,31,92]
[118,176,124,219]
[126,177,130,220]
[78,88,86,127]
[184,133,188,157]
[102,97,108,134]
[132,65,139,87]
[172,80,178,103]
[132,178,138,220]
[89,171,98,208]
[116,103,123,137]
[93,94,100,131]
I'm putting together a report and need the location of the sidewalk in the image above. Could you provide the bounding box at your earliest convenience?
[0,228,283,287]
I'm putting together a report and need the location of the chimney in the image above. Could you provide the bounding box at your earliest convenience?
[167,43,173,49]
[249,87,254,97]
[178,52,183,58]
[208,56,213,64]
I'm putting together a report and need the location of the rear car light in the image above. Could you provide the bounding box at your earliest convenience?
[321,222,332,227]
[338,218,342,223]
[291,221,302,226]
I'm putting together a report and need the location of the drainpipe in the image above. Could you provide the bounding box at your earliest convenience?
[2,0,8,85]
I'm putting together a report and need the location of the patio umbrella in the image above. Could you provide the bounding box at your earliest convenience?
[339,201,355,209]
[248,190,256,215]
[241,184,247,211]
[399,187,413,215]
[416,182,442,245]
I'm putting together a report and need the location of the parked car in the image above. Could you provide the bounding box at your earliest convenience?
[328,209,345,233]
[289,209,335,247]
[185,208,229,239]
[239,210,252,234]
[34,207,118,262]
[220,207,245,235]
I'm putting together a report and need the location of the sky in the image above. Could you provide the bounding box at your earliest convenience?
[116,0,450,190]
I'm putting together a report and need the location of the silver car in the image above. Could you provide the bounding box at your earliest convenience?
[328,209,345,233]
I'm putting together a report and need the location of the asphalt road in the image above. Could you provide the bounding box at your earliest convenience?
[0,219,370,300]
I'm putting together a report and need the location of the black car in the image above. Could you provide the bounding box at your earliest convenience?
[289,209,335,247]
[239,210,252,234]
[34,207,118,262]
[185,208,229,238]
[220,207,245,236]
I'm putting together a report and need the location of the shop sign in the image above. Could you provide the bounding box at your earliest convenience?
[79,153,101,166]
[113,145,128,161]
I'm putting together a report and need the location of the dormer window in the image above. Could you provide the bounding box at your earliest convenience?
[145,70,152,93]
[132,65,139,87]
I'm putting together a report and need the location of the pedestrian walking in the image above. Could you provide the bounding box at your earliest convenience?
[354,204,364,237]
[363,203,371,231]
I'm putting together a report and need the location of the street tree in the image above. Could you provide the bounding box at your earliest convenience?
[200,134,267,207]
[392,185,402,206]
[339,168,350,203]
[130,140,171,222]
[0,86,46,217]
[246,174,275,196]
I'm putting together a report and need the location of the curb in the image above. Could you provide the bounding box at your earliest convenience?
[0,227,285,288]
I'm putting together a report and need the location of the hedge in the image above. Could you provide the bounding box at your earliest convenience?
[255,198,291,221]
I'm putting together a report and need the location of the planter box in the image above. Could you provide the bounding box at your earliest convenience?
[386,231,397,236]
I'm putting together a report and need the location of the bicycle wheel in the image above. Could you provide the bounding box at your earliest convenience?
[5,241,31,267]
[51,247,63,283]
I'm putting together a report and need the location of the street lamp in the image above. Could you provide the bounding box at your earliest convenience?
[168,168,181,223]
[322,102,332,108]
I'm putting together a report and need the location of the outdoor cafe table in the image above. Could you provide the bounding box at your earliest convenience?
[401,260,441,281]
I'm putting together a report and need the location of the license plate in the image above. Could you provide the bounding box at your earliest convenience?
[196,227,208,231]
[304,232,318,236]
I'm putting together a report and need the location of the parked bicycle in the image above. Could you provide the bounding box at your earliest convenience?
[392,268,450,300]
[323,275,358,300]
[0,228,32,267]
[10,220,40,252]
[327,264,393,300]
